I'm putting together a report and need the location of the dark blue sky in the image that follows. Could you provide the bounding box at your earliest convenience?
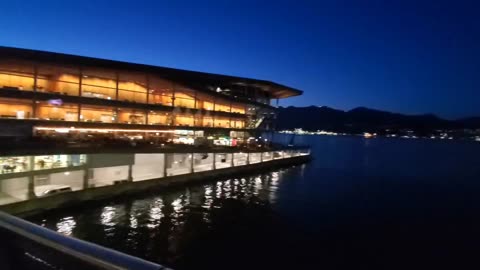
[0,0,479,118]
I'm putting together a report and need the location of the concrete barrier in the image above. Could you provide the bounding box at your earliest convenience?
[0,155,311,216]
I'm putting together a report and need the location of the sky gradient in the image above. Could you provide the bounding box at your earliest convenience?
[0,0,478,119]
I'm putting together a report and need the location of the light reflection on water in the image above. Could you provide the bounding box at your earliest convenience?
[28,136,480,269]
[28,170,286,268]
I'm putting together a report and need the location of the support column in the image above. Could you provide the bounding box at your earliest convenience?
[127,164,133,182]
[247,152,250,165]
[33,64,38,91]
[83,168,89,189]
[163,153,168,177]
[190,153,194,173]
[115,72,119,101]
[27,156,36,199]
[146,75,150,104]
[27,175,36,200]
[260,151,263,163]
[231,152,235,167]
[212,152,216,170]
[78,104,82,122]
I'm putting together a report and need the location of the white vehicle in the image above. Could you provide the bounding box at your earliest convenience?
[35,185,72,197]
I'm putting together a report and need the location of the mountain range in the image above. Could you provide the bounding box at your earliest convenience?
[275,106,480,133]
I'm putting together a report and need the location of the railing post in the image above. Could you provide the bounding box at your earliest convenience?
[231,152,235,167]
[247,152,250,165]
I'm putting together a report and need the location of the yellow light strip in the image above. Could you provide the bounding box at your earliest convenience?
[34,126,176,133]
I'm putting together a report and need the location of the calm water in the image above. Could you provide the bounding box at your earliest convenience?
[29,136,480,269]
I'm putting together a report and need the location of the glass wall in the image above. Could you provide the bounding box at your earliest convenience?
[214,117,230,128]
[81,68,117,100]
[0,156,30,174]
[166,153,192,176]
[0,59,34,91]
[175,85,195,108]
[231,119,245,129]
[147,111,170,125]
[0,98,33,119]
[80,105,115,123]
[215,100,231,113]
[231,103,245,114]
[200,116,214,127]
[175,114,194,127]
[118,72,147,103]
[37,64,80,96]
[193,153,214,172]
[215,153,232,169]
[33,154,86,170]
[36,101,78,121]
[195,93,214,111]
[118,108,146,124]
[148,76,173,106]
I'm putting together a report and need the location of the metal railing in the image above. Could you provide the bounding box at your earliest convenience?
[0,211,170,270]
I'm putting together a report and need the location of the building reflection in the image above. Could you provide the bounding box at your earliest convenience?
[28,169,287,267]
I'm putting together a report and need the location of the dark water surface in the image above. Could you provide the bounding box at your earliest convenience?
[29,136,480,269]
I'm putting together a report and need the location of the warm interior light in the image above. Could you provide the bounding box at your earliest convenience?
[34,126,176,133]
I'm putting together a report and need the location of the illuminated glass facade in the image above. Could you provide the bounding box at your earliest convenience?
[0,47,302,144]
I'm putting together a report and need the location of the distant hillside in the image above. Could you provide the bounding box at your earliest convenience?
[276,106,478,133]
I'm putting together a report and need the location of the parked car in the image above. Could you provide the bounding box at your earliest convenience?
[35,185,72,197]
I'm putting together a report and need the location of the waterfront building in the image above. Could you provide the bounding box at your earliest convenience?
[0,46,301,146]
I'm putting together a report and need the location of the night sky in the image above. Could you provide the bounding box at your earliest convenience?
[0,0,478,119]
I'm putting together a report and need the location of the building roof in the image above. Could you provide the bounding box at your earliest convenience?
[0,46,303,99]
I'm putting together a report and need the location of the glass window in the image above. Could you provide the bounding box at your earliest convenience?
[231,118,245,129]
[196,93,214,111]
[36,101,78,121]
[0,98,33,119]
[80,105,115,123]
[37,64,80,96]
[175,114,194,127]
[214,117,230,128]
[81,68,117,100]
[200,116,214,127]
[34,155,69,170]
[174,84,195,109]
[118,72,147,103]
[118,108,146,124]
[231,103,245,114]
[0,156,31,174]
[148,111,171,125]
[148,76,173,106]
[215,100,231,113]
[0,59,35,91]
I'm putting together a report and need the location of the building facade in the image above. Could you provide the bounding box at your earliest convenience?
[0,47,302,145]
